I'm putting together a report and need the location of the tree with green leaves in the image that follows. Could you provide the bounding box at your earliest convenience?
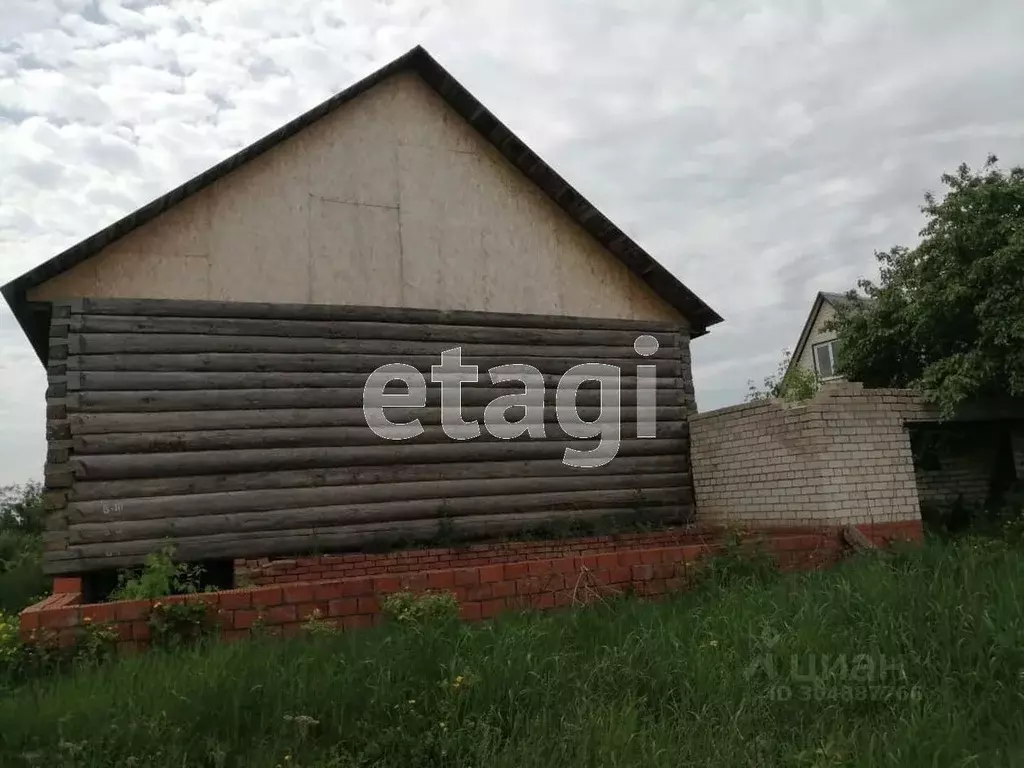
[832,156,1024,415]
[0,483,48,613]
[745,349,820,404]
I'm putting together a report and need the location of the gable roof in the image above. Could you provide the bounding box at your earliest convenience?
[2,45,722,362]
[787,290,873,375]
[819,291,863,311]
[790,292,833,370]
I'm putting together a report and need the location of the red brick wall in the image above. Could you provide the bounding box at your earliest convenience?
[235,528,729,586]
[21,521,922,653]
[236,522,923,587]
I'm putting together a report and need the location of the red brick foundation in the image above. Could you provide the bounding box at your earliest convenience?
[21,521,922,653]
[232,527,810,586]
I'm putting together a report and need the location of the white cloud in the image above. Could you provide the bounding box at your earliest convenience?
[2,1,1024,484]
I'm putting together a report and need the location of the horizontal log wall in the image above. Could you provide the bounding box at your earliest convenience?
[43,297,695,574]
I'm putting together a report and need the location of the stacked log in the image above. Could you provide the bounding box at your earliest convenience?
[42,298,695,574]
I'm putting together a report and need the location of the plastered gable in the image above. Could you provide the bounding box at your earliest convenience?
[29,72,684,326]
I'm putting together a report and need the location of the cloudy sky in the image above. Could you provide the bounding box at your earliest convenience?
[2,0,1023,485]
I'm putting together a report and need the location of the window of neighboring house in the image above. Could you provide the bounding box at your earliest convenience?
[812,340,837,379]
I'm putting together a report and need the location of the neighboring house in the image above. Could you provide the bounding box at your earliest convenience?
[789,291,865,381]
[1,46,721,589]
[786,291,1024,515]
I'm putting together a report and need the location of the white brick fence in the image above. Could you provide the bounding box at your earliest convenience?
[689,383,927,527]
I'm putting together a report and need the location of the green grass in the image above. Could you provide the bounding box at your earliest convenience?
[2,539,1024,767]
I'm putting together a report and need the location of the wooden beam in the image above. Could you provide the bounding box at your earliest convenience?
[67,370,678,392]
[69,333,672,360]
[65,385,681,413]
[67,474,690,527]
[66,352,681,377]
[72,314,677,348]
[67,405,683,434]
[70,421,689,455]
[47,502,694,572]
[76,297,680,332]
[70,438,690,480]
[43,328,73,556]
[69,454,686,501]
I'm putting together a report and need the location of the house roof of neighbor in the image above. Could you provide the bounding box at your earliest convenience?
[2,45,722,362]
[788,290,874,375]
[819,291,865,310]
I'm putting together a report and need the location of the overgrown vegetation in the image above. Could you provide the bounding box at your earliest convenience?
[0,617,119,687]
[147,600,216,649]
[2,540,1023,766]
[109,545,217,648]
[690,528,779,588]
[381,590,460,628]
[746,349,821,403]
[0,483,49,614]
[109,544,208,601]
[831,156,1024,415]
